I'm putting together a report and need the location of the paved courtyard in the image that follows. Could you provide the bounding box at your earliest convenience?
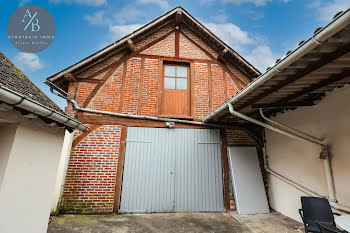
[48,212,304,233]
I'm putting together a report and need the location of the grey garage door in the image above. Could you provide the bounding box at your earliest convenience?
[119,127,224,213]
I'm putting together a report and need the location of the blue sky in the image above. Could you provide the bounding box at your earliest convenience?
[1,0,349,108]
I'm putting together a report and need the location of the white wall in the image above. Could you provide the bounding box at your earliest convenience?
[0,117,65,233]
[265,85,350,222]
[51,130,73,213]
[0,123,17,188]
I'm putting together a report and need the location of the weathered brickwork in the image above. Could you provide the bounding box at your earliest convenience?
[179,34,211,60]
[77,52,125,79]
[76,82,97,106]
[60,125,122,214]
[226,72,238,98]
[181,26,219,59]
[211,64,226,110]
[141,33,175,57]
[134,25,174,51]
[226,129,257,145]
[194,63,210,119]
[89,64,123,112]
[140,58,159,116]
[122,58,142,114]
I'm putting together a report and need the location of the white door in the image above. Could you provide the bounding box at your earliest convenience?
[119,127,224,213]
[228,146,269,214]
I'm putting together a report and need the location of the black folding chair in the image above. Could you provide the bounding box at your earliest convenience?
[299,196,343,233]
[317,222,347,233]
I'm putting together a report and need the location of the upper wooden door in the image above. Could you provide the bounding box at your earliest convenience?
[161,64,190,117]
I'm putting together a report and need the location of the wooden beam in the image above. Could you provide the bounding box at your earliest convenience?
[272,69,350,104]
[77,113,216,129]
[135,54,216,64]
[81,63,121,108]
[238,43,350,110]
[118,62,127,113]
[217,48,228,61]
[113,125,127,213]
[251,100,315,109]
[64,73,76,82]
[127,39,135,52]
[137,58,145,115]
[190,62,195,118]
[179,30,248,86]
[71,124,101,149]
[220,129,230,211]
[76,78,104,83]
[175,10,182,25]
[157,59,163,116]
[175,31,179,58]
[80,30,176,107]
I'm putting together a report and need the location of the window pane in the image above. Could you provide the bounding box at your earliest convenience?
[164,65,175,77]
[176,78,187,90]
[177,66,187,78]
[164,77,175,89]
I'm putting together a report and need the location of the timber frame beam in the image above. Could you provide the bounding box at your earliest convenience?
[237,42,350,111]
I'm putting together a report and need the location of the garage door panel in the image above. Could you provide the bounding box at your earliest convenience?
[120,128,224,213]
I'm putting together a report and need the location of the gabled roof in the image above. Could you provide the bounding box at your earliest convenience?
[0,52,87,131]
[203,9,350,123]
[46,6,260,91]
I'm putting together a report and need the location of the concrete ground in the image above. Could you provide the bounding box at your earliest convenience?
[47,213,251,233]
[230,211,304,233]
[48,211,305,233]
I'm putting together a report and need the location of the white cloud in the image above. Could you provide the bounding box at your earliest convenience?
[109,24,144,41]
[205,23,254,53]
[113,5,144,24]
[19,0,31,6]
[244,45,279,72]
[221,0,272,6]
[49,0,106,6]
[311,0,350,22]
[137,0,170,10]
[84,11,106,25]
[14,52,44,72]
[211,11,228,23]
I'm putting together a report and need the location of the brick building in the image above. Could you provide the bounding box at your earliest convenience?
[47,7,263,214]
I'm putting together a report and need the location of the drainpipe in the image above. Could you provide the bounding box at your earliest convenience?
[47,83,247,130]
[227,103,350,213]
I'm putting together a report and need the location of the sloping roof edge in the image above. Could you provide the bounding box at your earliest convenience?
[203,8,350,122]
[47,6,260,83]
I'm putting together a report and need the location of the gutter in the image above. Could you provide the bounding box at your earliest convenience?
[0,84,88,132]
[228,103,350,213]
[203,9,350,122]
[47,81,246,130]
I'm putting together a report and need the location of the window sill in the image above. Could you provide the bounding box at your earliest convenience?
[158,115,194,120]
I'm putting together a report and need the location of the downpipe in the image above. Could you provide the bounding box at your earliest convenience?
[48,85,247,130]
[227,103,350,213]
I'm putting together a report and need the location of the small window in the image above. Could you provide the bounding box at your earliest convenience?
[164,64,188,90]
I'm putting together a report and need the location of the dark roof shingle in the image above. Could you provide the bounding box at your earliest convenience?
[0,52,65,114]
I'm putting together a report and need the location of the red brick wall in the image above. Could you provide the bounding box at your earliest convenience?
[179,33,211,60]
[62,24,255,213]
[60,125,122,214]
[89,64,123,112]
[211,64,226,110]
[141,33,175,57]
[226,129,257,145]
[194,63,210,119]
[122,58,142,114]
[140,58,158,116]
